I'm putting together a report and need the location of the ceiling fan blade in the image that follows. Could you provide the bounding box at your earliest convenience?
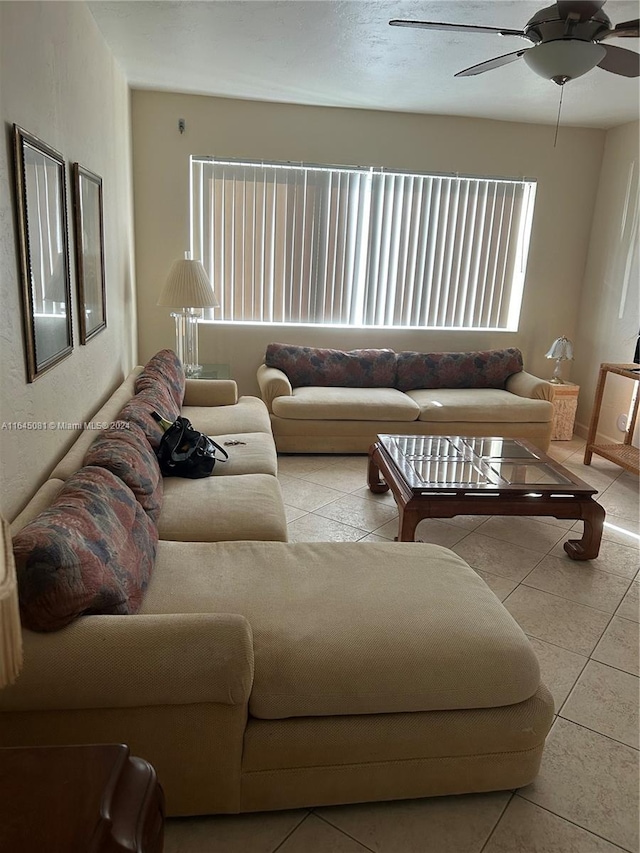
[455,49,529,77]
[389,20,528,39]
[597,18,640,39]
[597,43,640,76]
[556,1,606,21]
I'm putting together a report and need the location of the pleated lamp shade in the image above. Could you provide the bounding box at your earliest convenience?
[1,518,22,687]
[157,258,219,309]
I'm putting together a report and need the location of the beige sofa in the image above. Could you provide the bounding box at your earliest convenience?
[258,347,554,454]
[0,358,554,817]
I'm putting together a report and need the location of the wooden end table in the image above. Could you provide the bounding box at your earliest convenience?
[0,744,165,852]
[368,435,605,560]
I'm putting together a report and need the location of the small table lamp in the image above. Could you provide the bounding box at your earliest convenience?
[1,518,23,688]
[545,335,574,384]
[157,253,219,377]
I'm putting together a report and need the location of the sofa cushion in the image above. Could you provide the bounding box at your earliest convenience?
[182,396,272,437]
[272,387,420,422]
[13,467,157,632]
[265,343,397,388]
[396,348,523,392]
[158,474,287,543]
[407,388,554,423]
[143,540,541,718]
[208,433,277,477]
[135,349,186,410]
[83,422,164,523]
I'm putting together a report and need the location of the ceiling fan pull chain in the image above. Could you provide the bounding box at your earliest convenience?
[553,84,565,148]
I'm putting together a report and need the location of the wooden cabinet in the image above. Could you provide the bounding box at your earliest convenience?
[0,744,165,852]
[550,383,579,440]
[584,363,640,475]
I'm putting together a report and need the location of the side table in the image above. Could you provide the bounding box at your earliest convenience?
[584,363,640,474]
[0,744,165,852]
[194,363,231,379]
[550,382,579,440]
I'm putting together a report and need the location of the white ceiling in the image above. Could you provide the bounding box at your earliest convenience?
[88,0,640,129]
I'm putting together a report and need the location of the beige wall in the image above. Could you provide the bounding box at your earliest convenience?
[573,121,639,445]
[0,1,136,519]
[132,90,605,396]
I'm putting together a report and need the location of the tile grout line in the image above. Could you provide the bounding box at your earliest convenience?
[555,712,640,752]
[269,811,313,853]
[547,694,640,748]
[311,811,378,852]
[553,654,592,714]
[503,578,632,618]
[517,573,635,615]
[477,791,515,853]
[512,793,636,853]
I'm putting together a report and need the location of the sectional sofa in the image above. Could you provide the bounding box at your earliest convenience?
[258,343,554,453]
[0,350,554,816]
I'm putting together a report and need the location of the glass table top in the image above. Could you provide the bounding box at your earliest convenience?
[378,435,577,491]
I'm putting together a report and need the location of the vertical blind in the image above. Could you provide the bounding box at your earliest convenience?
[191,157,536,330]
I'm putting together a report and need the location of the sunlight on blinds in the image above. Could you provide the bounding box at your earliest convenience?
[191,157,536,330]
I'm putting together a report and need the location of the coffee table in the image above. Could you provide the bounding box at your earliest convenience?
[368,435,605,560]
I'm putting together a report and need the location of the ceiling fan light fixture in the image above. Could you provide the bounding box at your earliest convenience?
[523,39,607,82]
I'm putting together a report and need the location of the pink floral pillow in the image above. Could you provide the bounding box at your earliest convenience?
[265,343,397,388]
[396,348,523,392]
[117,386,179,451]
[135,349,185,410]
[84,422,163,523]
[13,467,158,632]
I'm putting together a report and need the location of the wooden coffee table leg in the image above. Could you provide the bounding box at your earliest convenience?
[368,445,389,494]
[397,505,422,542]
[563,500,606,560]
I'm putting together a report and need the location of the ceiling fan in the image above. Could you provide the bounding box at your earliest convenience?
[390,1,639,85]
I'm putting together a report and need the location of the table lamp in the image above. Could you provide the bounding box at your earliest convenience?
[1,518,22,687]
[545,335,574,384]
[157,252,219,377]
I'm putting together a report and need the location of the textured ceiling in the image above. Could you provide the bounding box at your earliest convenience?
[88,0,640,128]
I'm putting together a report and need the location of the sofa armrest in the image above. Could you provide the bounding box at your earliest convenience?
[257,364,293,413]
[506,371,554,402]
[0,613,254,713]
[183,379,238,407]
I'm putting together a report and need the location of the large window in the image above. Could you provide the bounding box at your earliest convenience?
[191,157,536,330]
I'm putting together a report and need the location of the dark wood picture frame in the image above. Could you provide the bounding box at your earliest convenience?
[72,163,106,343]
[13,125,73,382]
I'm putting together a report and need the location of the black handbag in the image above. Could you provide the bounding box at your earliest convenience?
[153,413,228,478]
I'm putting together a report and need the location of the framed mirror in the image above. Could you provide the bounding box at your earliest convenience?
[13,125,73,382]
[72,164,106,343]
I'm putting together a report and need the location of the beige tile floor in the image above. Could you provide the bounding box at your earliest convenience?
[166,437,639,853]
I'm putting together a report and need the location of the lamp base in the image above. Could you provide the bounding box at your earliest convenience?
[549,358,566,384]
[170,308,203,378]
[184,363,203,379]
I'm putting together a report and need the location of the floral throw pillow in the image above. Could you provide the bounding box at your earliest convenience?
[265,343,397,388]
[396,348,524,392]
[117,386,180,451]
[135,349,186,410]
[84,422,163,523]
[13,467,158,633]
